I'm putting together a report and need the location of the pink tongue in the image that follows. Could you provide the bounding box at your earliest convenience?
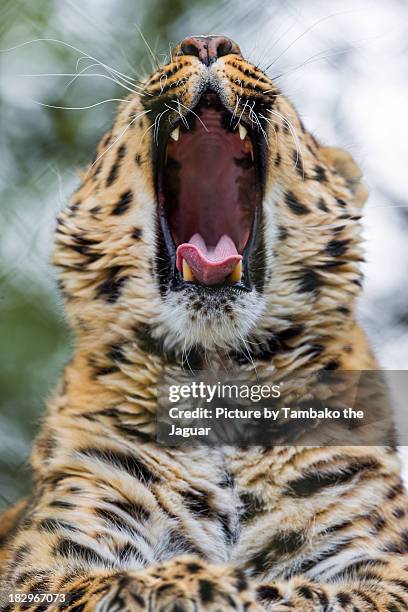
[176,234,242,285]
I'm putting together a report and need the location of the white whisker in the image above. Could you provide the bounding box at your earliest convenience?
[230,95,240,125]
[159,74,168,94]
[33,99,132,111]
[136,25,161,71]
[267,108,304,177]
[248,105,268,144]
[1,35,150,104]
[67,60,145,95]
[165,102,189,130]
[263,10,364,73]
[368,204,408,211]
[259,113,278,151]
[87,109,151,175]
[233,100,249,131]
[270,46,363,83]
[237,331,258,379]
[154,109,171,144]
[1,37,138,82]
[20,70,143,96]
[169,100,209,132]
[139,119,157,147]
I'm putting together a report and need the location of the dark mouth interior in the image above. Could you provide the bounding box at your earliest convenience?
[158,92,261,287]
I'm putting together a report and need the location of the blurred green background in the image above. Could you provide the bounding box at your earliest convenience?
[0,0,225,509]
[1,0,408,510]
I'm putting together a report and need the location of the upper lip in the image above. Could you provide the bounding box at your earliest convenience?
[154,89,266,292]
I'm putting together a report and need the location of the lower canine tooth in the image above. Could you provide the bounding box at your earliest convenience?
[182,260,195,282]
[230,261,242,282]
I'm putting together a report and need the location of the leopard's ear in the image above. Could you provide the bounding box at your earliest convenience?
[320,146,369,208]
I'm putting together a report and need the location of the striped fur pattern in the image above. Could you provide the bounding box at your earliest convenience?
[1,38,407,611]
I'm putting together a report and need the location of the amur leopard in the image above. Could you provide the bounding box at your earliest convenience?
[0,34,407,612]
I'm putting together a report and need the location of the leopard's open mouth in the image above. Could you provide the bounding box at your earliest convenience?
[155,91,266,293]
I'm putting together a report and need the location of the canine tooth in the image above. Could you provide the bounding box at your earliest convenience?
[182,259,195,282]
[170,126,180,141]
[230,261,242,282]
[238,123,247,140]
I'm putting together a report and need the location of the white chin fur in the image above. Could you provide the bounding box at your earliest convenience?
[156,289,266,352]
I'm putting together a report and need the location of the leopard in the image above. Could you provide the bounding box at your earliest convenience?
[1,34,408,611]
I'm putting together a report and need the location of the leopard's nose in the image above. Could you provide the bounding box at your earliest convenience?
[179,35,240,65]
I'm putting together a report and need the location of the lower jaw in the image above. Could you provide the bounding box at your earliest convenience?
[158,285,266,353]
[154,198,265,295]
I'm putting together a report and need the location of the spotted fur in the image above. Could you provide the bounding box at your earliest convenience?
[0,38,407,612]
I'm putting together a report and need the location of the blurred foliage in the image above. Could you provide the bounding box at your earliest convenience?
[0,0,217,510]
